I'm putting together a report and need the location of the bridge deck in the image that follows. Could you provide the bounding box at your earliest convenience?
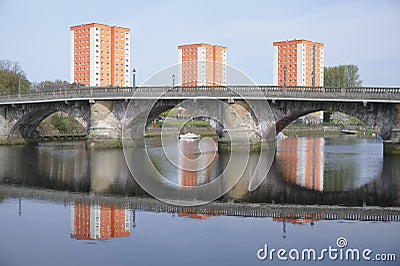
[1,86,400,104]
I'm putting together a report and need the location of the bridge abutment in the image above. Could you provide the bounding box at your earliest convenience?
[218,100,263,152]
[384,129,400,155]
[0,106,22,144]
[383,104,400,155]
[86,101,126,148]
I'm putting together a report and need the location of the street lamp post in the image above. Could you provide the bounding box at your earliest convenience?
[283,65,287,88]
[172,74,175,87]
[132,68,136,88]
[18,77,21,97]
[311,70,315,88]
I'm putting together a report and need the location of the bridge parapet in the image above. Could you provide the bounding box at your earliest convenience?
[1,86,400,104]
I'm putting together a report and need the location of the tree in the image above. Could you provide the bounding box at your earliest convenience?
[0,59,25,77]
[0,59,30,94]
[160,108,179,117]
[330,112,350,126]
[31,79,70,90]
[324,65,362,87]
[48,112,85,134]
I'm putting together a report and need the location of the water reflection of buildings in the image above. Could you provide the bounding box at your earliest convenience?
[178,213,212,220]
[177,139,214,187]
[177,207,220,220]
[70,203,131,240]
[273,213,321,238]
[273,213,321,225]
[277,138,324,191]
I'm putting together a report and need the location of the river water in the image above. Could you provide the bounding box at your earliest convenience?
[0,136,399,265]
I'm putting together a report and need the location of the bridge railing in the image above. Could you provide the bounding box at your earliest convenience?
[0,85,400,103]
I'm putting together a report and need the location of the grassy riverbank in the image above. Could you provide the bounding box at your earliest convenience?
[282,124,377,138]
[145,120,377,139]
[145,119,218,138]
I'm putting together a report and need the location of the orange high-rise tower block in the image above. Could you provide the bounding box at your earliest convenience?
[178,43,226,86]
[70,23,131,87]
[273,39,324,87]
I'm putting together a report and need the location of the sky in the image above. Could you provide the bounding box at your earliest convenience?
[0,0,399,86]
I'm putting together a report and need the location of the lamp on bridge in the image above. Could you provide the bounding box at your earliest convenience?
[283,65,287,88]
[18,77,21,96]
[132,68,136,88]
[311,70,315,87]
[172,74,175,87]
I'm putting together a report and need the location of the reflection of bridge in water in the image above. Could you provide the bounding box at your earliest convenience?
[1,141,399,207]
[1,185,399,222]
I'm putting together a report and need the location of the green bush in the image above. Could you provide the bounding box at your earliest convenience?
[48,113,85,134]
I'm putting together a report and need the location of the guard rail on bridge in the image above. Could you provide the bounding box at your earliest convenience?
[1,85,400,104]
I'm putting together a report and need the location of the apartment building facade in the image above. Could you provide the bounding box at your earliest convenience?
[273,39,324,87]
[178,43,226,86]
[70,23,131,87]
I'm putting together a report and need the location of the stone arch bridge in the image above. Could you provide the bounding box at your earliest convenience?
[0,86,399,153]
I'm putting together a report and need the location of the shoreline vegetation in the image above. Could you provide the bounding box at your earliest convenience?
[143,125,377,139]
[144,119,218,138]
[143,120,378,139]
[281,124,377,138]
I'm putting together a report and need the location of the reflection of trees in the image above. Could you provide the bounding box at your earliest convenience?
[38,143,89,191]
[0,144,90,191]
[0,144,145,196]
[323,165,356,191]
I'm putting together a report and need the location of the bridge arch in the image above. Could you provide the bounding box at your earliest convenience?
[6,102,90,140]
[272,101,398,139]
[125,99,226,138]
